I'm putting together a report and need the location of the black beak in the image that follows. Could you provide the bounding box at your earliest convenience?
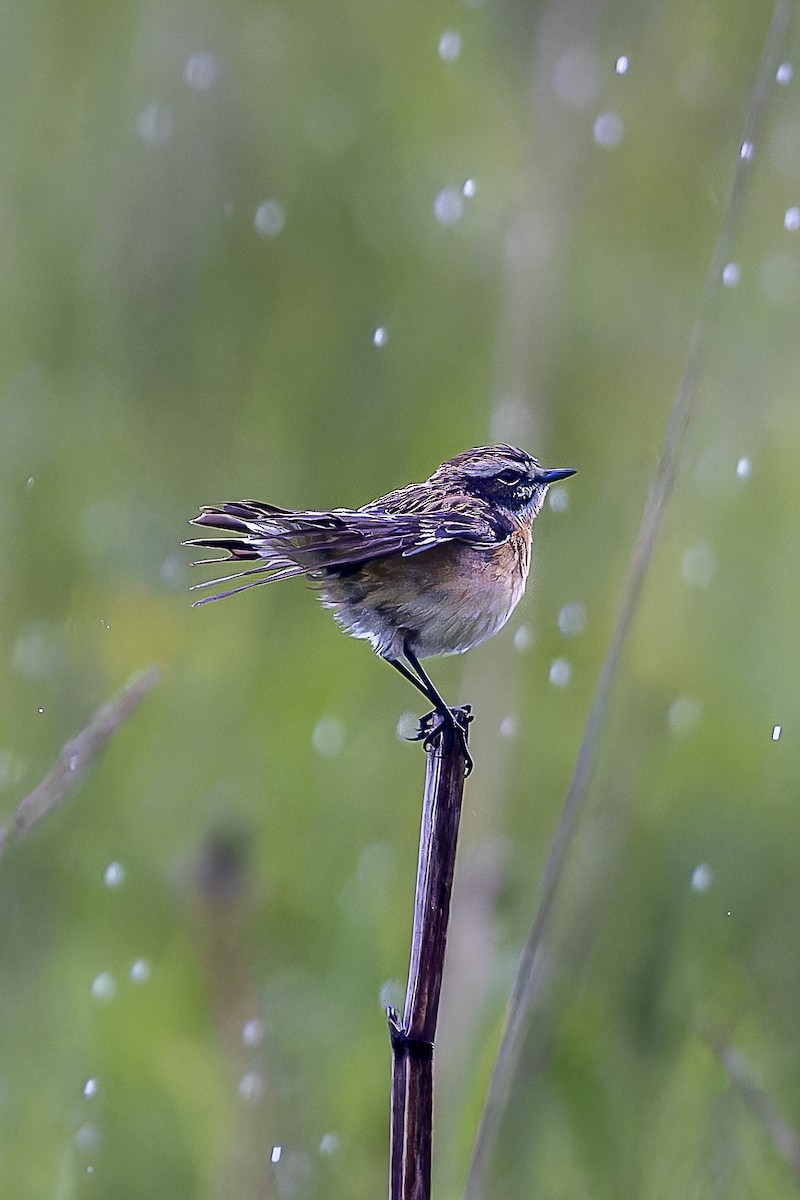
[541,467,577,484]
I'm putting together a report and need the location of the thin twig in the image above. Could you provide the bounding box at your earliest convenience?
[389,719,469,1200]
[0,666,162,858]
[466,4,794,1194]
[705,1028,800,1179]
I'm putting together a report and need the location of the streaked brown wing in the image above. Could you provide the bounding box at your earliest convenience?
[184,499,510,604]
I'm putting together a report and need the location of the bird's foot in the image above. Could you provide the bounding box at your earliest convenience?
[410,705,474,775]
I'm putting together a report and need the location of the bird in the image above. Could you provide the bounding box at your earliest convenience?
[185,445,576,773]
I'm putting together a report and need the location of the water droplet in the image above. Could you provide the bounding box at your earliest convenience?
[722,262,741,286]
[740,140,754,160]
[462,177,476,198]
[242,1018,264,1047]
[254,200,286,238]
[438,29,462,62]
[136,102,174,145]
[319,1132,340,1156]
[777,62,794,84]
[184,52,220,91]
[549,658,571,687]
[379,978,404,1011]
[396,711,419,741]
[667,695,702,734]
[372,326,388,347]
[615,54,629,75]
[691,863,713,892]
[239,1071,265,1102]
[557,600,587,637]
[513,624,534,653]
[312,716,345,757]
[433,187,465,226]
[90,972,117,1002]
[75,1122,102,1153]
[499,715,517,738]
[784,206,800,231]
[548,486,570,512]
[736,456,752,479]
[593,110,624,148]
[270,1145,282,1164]
[104,862,125,888]
[130,958,150,983]
[83,1078,98,1099]
[681,544,717,588]
[772,724,782,741]
[159,554,184,588]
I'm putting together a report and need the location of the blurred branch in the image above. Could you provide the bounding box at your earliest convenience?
[704,1028,800,1179]
[0,666,162,858]
[389,717,469,1200]
[466,3,795,1195]
[191,829,278,1200]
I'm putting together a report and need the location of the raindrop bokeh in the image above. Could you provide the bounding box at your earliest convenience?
[438,30,462,63]
[549,658,572,687]
[557,600,588,637]
[184,52,220,91]
[593,111,624,149]
[103,862,125,889]
[312,716,345,757]
[691,863,713,892]
[136,102,174,145]
[433,187,465,226]
[681,544,717,589]
[667,696,703,735]
[90,972,117,1002]
[254,200,286,238]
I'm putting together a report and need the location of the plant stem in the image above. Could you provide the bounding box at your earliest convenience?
[389,719,469,1200]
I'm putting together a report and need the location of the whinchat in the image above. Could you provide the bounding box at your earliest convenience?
[186,445,576,772]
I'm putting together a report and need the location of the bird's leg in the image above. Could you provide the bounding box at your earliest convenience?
[388,652,471,763]
[386,656,438,705]
[385,647,474,772]
[400,642,473,774]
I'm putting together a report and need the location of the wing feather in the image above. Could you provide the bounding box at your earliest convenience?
[184,499,510,603]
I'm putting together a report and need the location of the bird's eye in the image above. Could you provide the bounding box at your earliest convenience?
[496,469,522,486]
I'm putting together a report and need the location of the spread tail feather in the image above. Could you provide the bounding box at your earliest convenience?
[189,562,306,606]
[185,502,307,604]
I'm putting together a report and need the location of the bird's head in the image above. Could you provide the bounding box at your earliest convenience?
[429,444,576,521]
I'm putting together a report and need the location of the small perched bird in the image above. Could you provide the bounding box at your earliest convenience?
[186,445,575,772]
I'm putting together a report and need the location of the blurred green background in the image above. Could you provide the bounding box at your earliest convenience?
[2,0,799,1196]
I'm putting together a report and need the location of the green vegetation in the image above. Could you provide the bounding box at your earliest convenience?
[1,0,798,1195]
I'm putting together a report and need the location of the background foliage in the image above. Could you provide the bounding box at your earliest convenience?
[2,0,799,1196]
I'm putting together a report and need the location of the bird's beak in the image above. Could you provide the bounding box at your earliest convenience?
[541,467,577,484]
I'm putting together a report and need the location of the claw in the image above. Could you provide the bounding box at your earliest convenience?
[411,706,474,775]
